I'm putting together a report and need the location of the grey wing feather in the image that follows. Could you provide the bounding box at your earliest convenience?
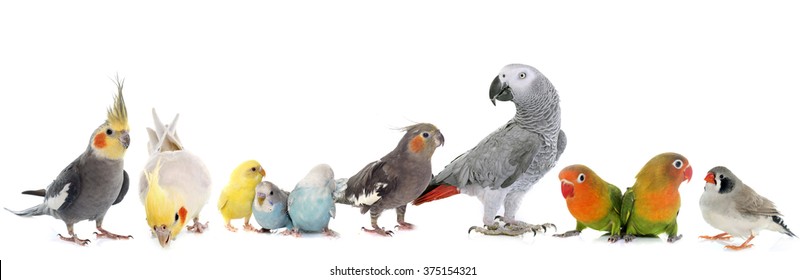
[432,121,541,190]
[45,159,82,211]
[736,185,781,216]
[112,170,129,205]
[343,160,398,207]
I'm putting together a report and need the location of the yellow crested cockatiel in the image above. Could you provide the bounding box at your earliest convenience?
[218,160,265,232]
[6,78,132,245]
[140,109,212,247]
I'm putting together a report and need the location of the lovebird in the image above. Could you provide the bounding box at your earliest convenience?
[414,64,566,236]
[5,78,132,245]
[253,181,293,233]
[218,160,265,232]
[699,166,796,250]
[553,164,623,242]
[621,152,692,243]
[287,164,338,237]
[140,109,212,247]
[334,123,444,236]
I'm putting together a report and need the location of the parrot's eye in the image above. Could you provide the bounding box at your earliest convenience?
[577,173,585,183]
[673,159,683,169]
[251,167,257,172]
[269,191,274,196]
[161,225,167,230]
[519,72,526,79]
[422,132,430,138]
[105,129,113,136]
[174,213,179,221]
[501,74,506,78]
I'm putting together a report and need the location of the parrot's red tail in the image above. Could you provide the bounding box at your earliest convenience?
[412,184,460,206]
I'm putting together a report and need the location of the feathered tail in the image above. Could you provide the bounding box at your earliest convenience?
[772,215,797,238]
[5,204,49,217]
[333,178,351,205]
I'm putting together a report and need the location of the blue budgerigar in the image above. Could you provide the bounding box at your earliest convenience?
[287,164,338,237]
[252,181,293,233]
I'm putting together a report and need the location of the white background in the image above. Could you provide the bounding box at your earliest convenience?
[1,1,802,279]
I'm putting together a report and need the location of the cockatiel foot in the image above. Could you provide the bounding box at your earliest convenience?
[243,224,258,232]
[667,234,682,243]
[58,234,90,246]
[607,234,621,243]
[93,228,132,240]
[362,226,394,236]
[395,222,415,230]
[699,233,732,241]
[186,220,209,233]
[225,224,238,232]
[553,230,581,238]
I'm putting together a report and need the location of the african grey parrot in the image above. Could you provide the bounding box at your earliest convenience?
[335,123,444,236]
[413,64,566,236]
[5,79,132,245]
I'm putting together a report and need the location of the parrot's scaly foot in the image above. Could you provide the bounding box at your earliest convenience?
[667,234,683,243]
[225,224,238,232]
[395,221,415,230]
[468,223,541,236]
[623,234,636,242]
[282,229,302,238]
[553,230,581,238]
[93,228,132,240]
[58,234,90,246]
[243,223,258,232]
[324,228,339,238]
[699,232,732,241]
[362,226,393,236]
[504,221,556,236]
[607,234,621,243]
[186,220,209,233]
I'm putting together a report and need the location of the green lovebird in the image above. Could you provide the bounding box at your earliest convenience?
[554,164,623,242]
[621,152,692,243]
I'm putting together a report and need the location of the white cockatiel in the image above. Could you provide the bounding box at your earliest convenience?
[140,109,212,247]
[699,166,796,250]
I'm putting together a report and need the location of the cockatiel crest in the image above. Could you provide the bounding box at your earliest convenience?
[144,160,188,247]
[92,77,131,160]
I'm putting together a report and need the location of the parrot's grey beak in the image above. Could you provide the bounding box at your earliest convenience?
[436,132,445,147]
[155,226,171,248]
[120,132,131,149]
[489,76,512,106]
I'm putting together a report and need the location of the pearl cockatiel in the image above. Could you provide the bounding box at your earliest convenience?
[334,123,444,236]
[554,164,623,242]
[6,78,132,245]
[140,109,212,247]
[413,64,566,236]
[621,152,692,243]
[699,166,796,250]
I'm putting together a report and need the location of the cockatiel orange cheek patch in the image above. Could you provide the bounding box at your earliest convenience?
[409,135,425,153]
[93,133,107,148]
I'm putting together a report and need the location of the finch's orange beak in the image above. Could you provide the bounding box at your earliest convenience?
[704,172,716,184]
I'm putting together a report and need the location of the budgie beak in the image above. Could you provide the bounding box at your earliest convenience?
[260,168,266,177]
[257,192,267,206]
[684,166,693,183]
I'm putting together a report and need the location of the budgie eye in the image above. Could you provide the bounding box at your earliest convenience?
[269,191,274,196]
[251,167,257,172]
[577,173,585,183]
[673,159,683,169]
[519,72,526,79]
[422,132,430,138]
[105,129,113,135]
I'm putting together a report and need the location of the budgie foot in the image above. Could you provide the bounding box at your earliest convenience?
[324,228,339,238]
[667,234,683,243]
[258,228,273,233]
[362,226,394,236]
[225,224,238,232]
[395,221,415,230]
[607,234,621,243]
[93,227,132,240]
[282,229,302,238]
[186,219,209,233]
[699,232,732,241]
[58,234,90,246]
[725,235,755,251]
[243,223,258,232]
[553,230,581,238]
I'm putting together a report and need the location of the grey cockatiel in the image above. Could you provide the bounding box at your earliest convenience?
[413,64,566,236]
[699,166,796,250]
[334,123,444,236]
[5,79,132,245]
[140,109,212,248]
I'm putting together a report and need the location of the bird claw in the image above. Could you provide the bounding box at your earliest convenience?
[623,234,636,243]
[667,234,683,243]
[225,224,238,232]
[258,228,273,234]
[243,224,258,232]
[725,244,753,251]
[699,233,732,241]
[395,222,415,230]
[607,234,621,243]
[58,234,91,246]
[362,226,393,236]
[93,228,132,240]
[324,228,340,238]
[186,220,209,233]
[553,230,581,238]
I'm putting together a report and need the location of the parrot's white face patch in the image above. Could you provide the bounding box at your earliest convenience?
[47,183,71,210]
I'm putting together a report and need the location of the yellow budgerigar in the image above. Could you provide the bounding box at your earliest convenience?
[218,160,265,232]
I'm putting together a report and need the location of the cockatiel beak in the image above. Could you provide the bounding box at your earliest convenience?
[155,226,171,248]
[561,179,574,198]
[120,131,131,149]
[684,165,693,183]
[489,76,512,106]
[257,193,266,206]
[436,133,445,147]
[704,172,716,184]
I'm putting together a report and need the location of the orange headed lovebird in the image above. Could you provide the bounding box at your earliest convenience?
[621,152,692,243]
[554,164,623,242]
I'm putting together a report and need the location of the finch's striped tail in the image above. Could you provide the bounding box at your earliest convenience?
[772,215,796,237]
